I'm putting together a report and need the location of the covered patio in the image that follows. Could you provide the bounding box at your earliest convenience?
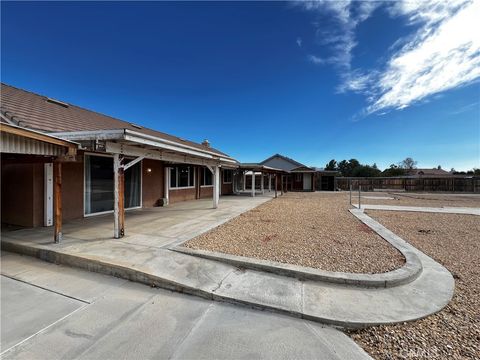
[1,194,274,250]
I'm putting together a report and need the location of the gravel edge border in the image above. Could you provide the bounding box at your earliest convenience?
[170,208,423,288]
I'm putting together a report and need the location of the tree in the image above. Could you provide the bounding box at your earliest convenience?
[352,165,381,177]
[437,165,442,170]
[337,160,350,177]
[382,164,406,177]
[325,159,337,171]
[400,157,417,170]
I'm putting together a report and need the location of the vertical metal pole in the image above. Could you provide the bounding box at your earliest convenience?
[349,181,352,205]
[358,184,361,209]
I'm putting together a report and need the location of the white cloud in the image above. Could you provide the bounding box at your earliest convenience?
[307,54,326,65]
[299,1,380,70]
[366,0,480,113]
[296,37,302,47]
[299,0,480,115]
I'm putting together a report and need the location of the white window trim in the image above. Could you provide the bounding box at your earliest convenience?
[169,166,196,190]
[200,167,213,187]
[83,152,143,217]
[223,169,233,184]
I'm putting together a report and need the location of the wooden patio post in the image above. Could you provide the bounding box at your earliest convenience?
[260,172,264,194]
[274,174,278,198]
[114,153,125,239]
[53,160,62,243]
[251,172,255,197]
[213,165,220,208]
[281,175,284,195]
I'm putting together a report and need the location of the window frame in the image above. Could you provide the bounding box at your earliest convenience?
[222,169,233,184]
[83,152,143,217]
[201,167,213,187]
[169,165,196,190]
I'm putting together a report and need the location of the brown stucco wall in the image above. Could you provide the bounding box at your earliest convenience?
[199,186,213,199]
[142,159,165,207]
[221,182,233,195]
[62,159,84,221]
[1,162,44,227]
[169,187,196,203]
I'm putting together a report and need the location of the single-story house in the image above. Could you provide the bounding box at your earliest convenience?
[1,83,239,240]
[406,168,453,177]
[259,154,339,191]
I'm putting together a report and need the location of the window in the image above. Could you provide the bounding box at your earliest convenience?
[170,166,195,188]
[295,173,302,181]
[223,169,233,184]
[84,155,141,215]
[201,167,213,186]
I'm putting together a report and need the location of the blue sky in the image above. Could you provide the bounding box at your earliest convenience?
[2,1,479,171]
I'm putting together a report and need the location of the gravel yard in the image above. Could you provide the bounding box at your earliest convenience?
[360,192,480,208]
[184,192,404,273]
[350,211,480,359]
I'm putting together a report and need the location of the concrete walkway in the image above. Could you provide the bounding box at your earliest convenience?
[1,196,455,329]
[353,203,480,215]
[2,252,371,360]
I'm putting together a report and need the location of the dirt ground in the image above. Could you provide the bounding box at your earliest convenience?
[184,192,404,274]
[350,210,480,359]
[360,192,480,208]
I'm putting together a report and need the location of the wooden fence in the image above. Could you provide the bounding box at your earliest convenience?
[336,177,480,193]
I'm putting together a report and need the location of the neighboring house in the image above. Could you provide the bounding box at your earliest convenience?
[0,83,237,239]
[259,154,339,191]
[406,168,453,177]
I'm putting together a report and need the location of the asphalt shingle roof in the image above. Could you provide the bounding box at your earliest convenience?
[0,83,231,158]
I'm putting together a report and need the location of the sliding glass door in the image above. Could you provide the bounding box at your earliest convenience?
[84,154,141,215]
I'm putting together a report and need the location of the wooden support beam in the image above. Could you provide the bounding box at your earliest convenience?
[274,175,278,198]
[114,154,125,238]
[164,167,170,205]
[53,161,62,243]
[251,172,255,197]
[281,175,284,195]
[261,172,264,194]
[213,165,220,208]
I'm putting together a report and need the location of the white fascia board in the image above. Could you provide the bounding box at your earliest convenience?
[50,129,125,141]
[105,142,220,167]
[123,133,215,160]
[50,128,238,164]
[124,129,237,163]
[124,132,237,165]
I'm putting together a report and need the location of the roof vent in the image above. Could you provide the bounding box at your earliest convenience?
[130,123,143,129]
[46,98,69,108]
[202,139,210,148]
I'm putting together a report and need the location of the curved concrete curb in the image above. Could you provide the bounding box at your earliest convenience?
[170,245,422,288]
[1,209,455,330]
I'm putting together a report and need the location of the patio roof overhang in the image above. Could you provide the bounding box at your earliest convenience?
[239,163,287,174]
[51,129,238,167]
[0,121,78,157]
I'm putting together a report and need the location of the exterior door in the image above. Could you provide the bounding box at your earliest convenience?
[303,173,311,190]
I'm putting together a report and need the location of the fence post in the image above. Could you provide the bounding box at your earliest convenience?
[349,181,352,205]
[358,184,361,209]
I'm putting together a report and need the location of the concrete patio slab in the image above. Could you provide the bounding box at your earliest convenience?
[2,253,372,360]
[1,276,85,352]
